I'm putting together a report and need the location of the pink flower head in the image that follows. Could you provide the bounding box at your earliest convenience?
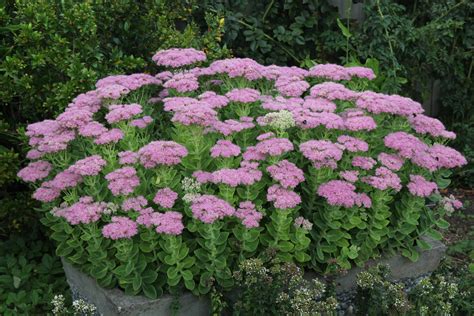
[94,128,124,145]
[171,103,217,127]
[300,140,343,169]
[418,144,467,170]
[407,175,438,197]
[303,97,337,112]
[56,109,93,129]
[377,153,404,171]
[118,151,138,165]
[164,72,199,92]
[54,196,107,225]
[154,211,184,235]
[362,167,402,191]
[102,216,138,240]
[225,88,261,103]
[105,103,142,124]
[384,132,428,159]
[267,184,301,209]
[152,48,206,68]
[291,109,344,130]
[130,116,153,129]
[105,167,140,196]
[356,91,424,117]
[208,118,255,136]
[318,180,371,208]
[266,160,305,188]
[96,84,130,100]
[337,135,369,152]
[235,201,263,228]
[48,170,83,191]
[122,196,148,211]
[32,185,61,202]
[208,58,265,80]
[78,121,107,138]
[255,137,294,157]
[210,140,241,158]
[198,91,229,109]
[309,82,357,101]
[68,155,107,176]
[275,76,310,97]
[352,156,377,170]
[308,64,351,81]
[261,95,303,111]
[153,188,178,209]
[138,141,188,168]
[242,146,267,161]
[194,162,262,187]
[340,170,359,183]
[191,195,235,223]
[17,161,52,182]
[408,114,456,139]
[346,66,376,80]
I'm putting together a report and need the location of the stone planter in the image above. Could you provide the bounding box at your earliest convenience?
[62,237,445,315]
[61,258,210,316]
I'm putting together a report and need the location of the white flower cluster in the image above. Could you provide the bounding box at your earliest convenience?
[181,177,202,203]
[72,299,97,315]
[264,110,295,131]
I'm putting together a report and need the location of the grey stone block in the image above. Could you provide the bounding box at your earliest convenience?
[61,258,210,316]
[62,237,445,314]
[321,237,446,292]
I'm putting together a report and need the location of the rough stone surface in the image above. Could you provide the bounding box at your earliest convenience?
[326,236,445,293]
[61,258,210,316]
[62,237,445,315]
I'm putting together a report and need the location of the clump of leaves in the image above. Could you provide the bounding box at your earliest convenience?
[230,252,337,315]
[354,264,411,315]
[0,229,69,315]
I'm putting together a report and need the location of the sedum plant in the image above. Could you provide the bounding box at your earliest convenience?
[18,48,466,298]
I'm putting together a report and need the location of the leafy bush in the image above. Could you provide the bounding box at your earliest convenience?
[230,253,337,315]
[18,48,466,300]
[0,229,69,315]
[355,263,468,315]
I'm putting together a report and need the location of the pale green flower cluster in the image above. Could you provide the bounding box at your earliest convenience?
[264,110,295,131]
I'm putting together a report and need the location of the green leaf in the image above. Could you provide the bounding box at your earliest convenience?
[132,276,142,292]
[181,270,193,281]
[13,276,21,289]
[435,219,450,229]
[56,243,73,257]
[416,239,432,251]
[426,229,443,240]
[336,18,352,38]
[277,241,294,252]
[142,283,157,299]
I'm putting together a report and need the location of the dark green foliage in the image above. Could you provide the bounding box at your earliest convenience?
[0,227,69,315]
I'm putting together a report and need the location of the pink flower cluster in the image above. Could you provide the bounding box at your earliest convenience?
[193,161,262,187]
[17,161,52,182]
[122,196,148,211]
[164,73,199,92]
[235,201,263,228]
[267,184,301,209]
[96,73,161,90]
[356,91,424,117]
[225,88,260,103]
[138,141,188,168]
[308,64,375,81]
[105,103,143,124]
[102,216,138,240]
[153,188,178,209]
[152,48,206,68]
[191,195,235,223]
[210,140,241,158]
[300,140,343,169]
[407,175,438,197]
[267,160,305,188]
[318,180,371,208]
[105,167,140,196]
[362,167,402,191]
[54,196,107,225]
[337,135,369,152]
[275,76,310,97]
[68,155,107,176]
